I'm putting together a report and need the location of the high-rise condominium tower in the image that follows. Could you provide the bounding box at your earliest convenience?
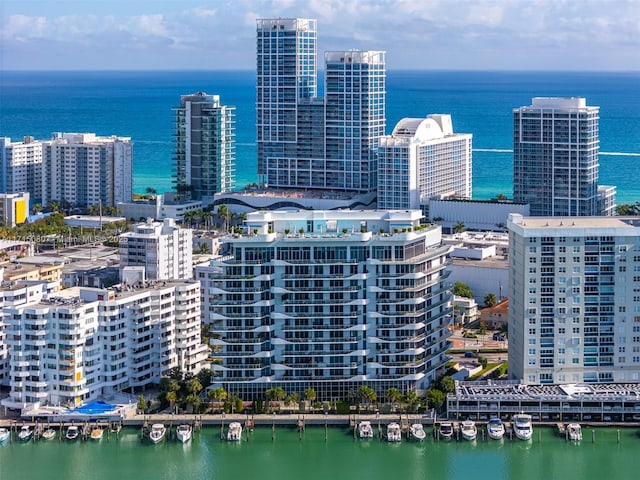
[256,18,385,193]
[174,92,235,204]
[513,97,608,216]
[378,115,472,211]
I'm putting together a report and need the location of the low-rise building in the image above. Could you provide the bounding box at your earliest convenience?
[480,298,509,330]
[0,192,30,227]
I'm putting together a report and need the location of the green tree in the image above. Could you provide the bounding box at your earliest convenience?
[145,186,157,196]
[484,293,498,307]
[303,387,317,402]
[186,378,203,396]
[186,393,201,413]
[207,387,227,404]
[426,389,446,411]
[137,394,148,413]
[453,221,466,234]
[386,387,403,404]
[404,390,420,411]
[166,391,178,412]
[217,204,232,232]
[357,386,377,408]
[265,386,286,402]
[437,376,456,394]
[453,281,474,298]
[615,202,640,216]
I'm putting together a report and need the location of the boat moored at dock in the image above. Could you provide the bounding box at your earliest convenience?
[438,422,454,441]
[358,421,374,439]
[19,426,34,442]
[227,422,242,442]
[66,425,80,441]
[487,417,505,440]
[149,424,166,444]
[567,423,582,442]
[176,424,192,443]
[0,428,10,443]
[409,423,426,441]
[386,422,402,442]
[42,428,56,441]
[513,413,533,441]
[460,420,477,441]
[90,427,104,441]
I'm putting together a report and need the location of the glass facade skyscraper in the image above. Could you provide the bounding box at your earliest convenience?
[513,97,602,216]
[256,19,385,193]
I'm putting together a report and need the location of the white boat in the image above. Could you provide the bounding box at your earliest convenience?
[567,423,582,442]
[0,427,11,443]
[42,428,56,441]
[90,427,104,440]
[358,421,374,439]
[487,417,505,440]
[18,425,33,442]
[409,423,426,441]
[386,422,402,442]
[149,424,166,444]
[512,413,533,441]
[438,422,454,441]
[65,425,80,441]
[460,420,477,441]
[227,422,242,441]
[176,424,192,443]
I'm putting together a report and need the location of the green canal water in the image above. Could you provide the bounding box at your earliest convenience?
[1,426,638,480]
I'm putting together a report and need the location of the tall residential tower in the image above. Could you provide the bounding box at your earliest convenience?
[174,92,235,204]
[513,97,614,216]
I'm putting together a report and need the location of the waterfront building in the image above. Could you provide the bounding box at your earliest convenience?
[256,18,385,193]
[0,192,30,227]
[0,280,59,386]
[0,136,43,200]
[41,132,133,209]
[378,115,472,211]
[119,218,193,281]
[428,198,529,234]
[1,280,208,411]
[507,214,640,384]
[118,192,203,223]
[513,97,614,216]
[196,209,452,400]
[174,92,235,204]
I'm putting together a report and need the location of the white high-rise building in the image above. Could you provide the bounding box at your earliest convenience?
[119,218,193,281]
[1,280,208,411]
[196,210,452,400]
[507,214,640,385]
[0,136,43,199]
[42,132,133,209]
[513,97,614,216]
[378,115,472,211]
[174,92,236,204]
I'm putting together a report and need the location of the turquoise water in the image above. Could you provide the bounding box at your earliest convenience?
[1,426,639,480]
[2,70,639,203]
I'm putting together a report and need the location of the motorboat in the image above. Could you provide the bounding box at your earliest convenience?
[90,427,104,440]
[460,420,477,441]
[66,425,80,441]
[487,417,505,440]
[0,427,11,443]
[149,424,166,444]
[409,423,426,441]
[512,413,533,441]
[42,428,57,441]
[227,422,242,441]
[567,423,582,442]
[176,424,192,443]
[438,422,454,441]
[386,422,402,442]
[19,425,33,442]
[358,421,374,439]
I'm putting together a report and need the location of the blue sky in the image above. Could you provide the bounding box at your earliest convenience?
[2,0,638,71]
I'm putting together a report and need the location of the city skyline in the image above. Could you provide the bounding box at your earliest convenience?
[2,0,638,72]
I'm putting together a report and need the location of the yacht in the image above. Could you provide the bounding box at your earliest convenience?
[438,422,454,441]
[487,417,505,440]
[0,427,11,443]
[409,423,427,441]
[65,425,80,441]
[386,422,402,442]
[90,427,104,440]
[358,421,374,439]
[149,424,166,444]
[460,420,477,441]
[18,425,33,442]
[227,422,242,442]
[42,428,57,441]
[567,423,582,442]
[512,413,533,441]
[176,424,192,443]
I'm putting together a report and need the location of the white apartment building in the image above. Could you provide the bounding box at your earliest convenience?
[0,136,43,199]
[119,218,193,281]
[42,132,133,209]
[1,280,208,411]
[0,280,59,386]
[508,214,640,385]
[196,210,453,400]
[378,115,472,211]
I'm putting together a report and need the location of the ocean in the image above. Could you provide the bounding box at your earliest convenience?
[1,70,639,203]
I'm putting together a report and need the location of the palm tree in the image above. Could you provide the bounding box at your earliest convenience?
[386,387,403,405]
[357,386,377,412]
[166,390,178,413]
[207,387,227,412]
[303,387,317,402]
[453,221,466,234]
[186,393,201,414]
[217,204,231,232]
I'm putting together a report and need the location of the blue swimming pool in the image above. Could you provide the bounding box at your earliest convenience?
[73,401,117,415]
